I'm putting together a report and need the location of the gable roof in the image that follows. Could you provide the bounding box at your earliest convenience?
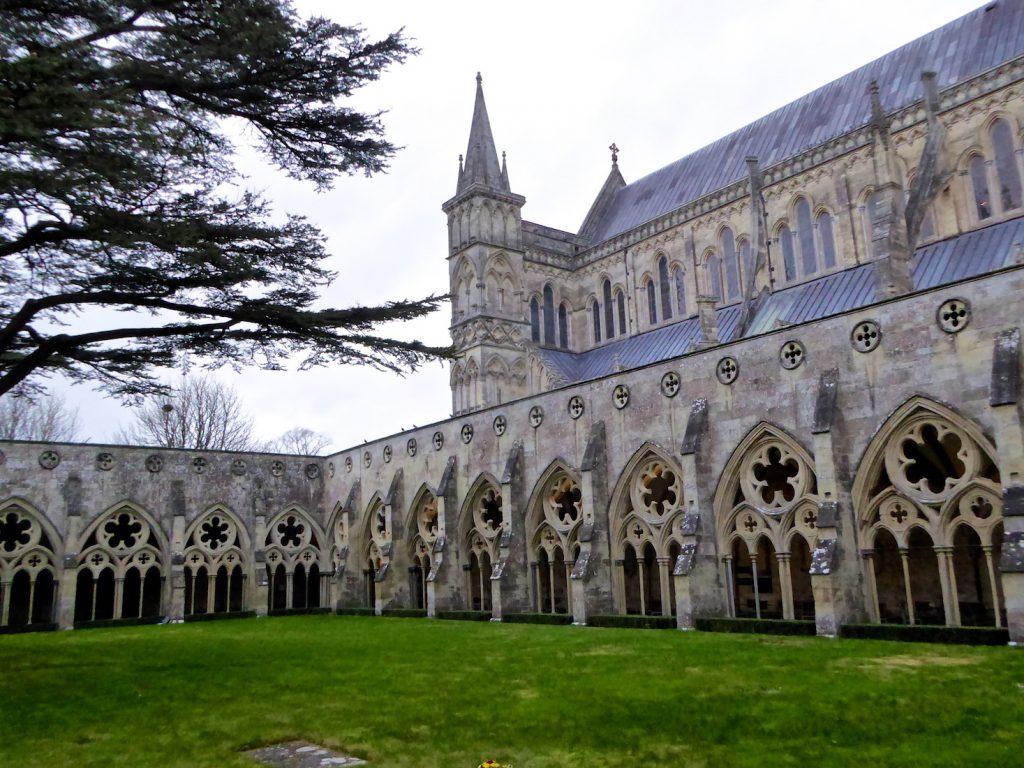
[579,1,1024,246]
[537,216,1024,384]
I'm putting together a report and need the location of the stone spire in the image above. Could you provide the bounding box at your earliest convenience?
[457,73,509,195]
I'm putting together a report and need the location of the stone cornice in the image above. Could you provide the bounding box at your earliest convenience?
[442,184,526,214]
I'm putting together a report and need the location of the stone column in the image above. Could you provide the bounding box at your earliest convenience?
[778,553,794,620]
[252,514,269,616]
[572,422,612,624]
[675,399,709,629]
[57,514,82,630]
[168,514,186,623]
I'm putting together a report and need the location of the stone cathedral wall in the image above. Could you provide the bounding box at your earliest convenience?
[3,263,1021,637]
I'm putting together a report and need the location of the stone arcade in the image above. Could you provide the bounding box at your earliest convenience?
[3,3,1024,641]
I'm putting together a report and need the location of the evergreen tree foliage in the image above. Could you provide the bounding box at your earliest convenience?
[0,0,451,400]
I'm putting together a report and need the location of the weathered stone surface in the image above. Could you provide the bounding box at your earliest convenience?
[245,741,366,767]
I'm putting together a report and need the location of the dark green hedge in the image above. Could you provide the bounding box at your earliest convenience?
[436,610,492,622]
[695,617,816,636]
[336,607,376,616]
[74,616,163,630]
[839,623,1009,645]
[0,622,57,635]
[267,607,331,617]
[381,608,427,618]
[587,614,676,630]
[502,612,574,625]
[183,610,256,623]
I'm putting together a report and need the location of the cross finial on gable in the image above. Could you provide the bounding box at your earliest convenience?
[609,143,619,164]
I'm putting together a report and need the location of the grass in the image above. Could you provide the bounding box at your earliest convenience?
[1,615,1023,767]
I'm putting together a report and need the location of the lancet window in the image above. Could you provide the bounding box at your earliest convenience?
[183,508,245,616]
[854,402,1004,628]
[74,504,164,624]
[658,255,673,319]
[720,228,741,301]
[991,118,1022,214]
[0,501,58,628]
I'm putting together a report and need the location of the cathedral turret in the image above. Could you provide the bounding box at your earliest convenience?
[443,74,528,415]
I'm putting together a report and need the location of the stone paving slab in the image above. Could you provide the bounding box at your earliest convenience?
[245,741,367,767]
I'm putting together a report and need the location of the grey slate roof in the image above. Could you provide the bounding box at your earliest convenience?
[581,1,1024,245]
[536,217,1024,384]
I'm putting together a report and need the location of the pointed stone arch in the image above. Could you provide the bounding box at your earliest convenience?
[852,395,1004,628]
[75,500,168,624]
[459,472,503,612]
[608,443,686,616]
[713,422,819,620]
[525,459,583,614]
[405,483,439,611]
[0,497,63,628]
[182,504,249,617]
[263,504,327,613]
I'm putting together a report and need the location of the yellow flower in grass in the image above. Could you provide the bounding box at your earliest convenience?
[478,761,511,768]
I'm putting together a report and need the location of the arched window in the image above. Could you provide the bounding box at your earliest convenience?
[721,228,740,300]
[0,503,59,628]
[673,266,686,316]
[816,211,837,268]
[737,239,751,299]
[645,280,657,325]
[778,225,796,281]
[615,290,626,336]
[591,301,602,344]
[968,155,991,221]
[705,254,722,300]
[603,279,614,338]
[658,256,673,320]
[557,303,568,349]
[184,508,246,617]
[795,199,816,276]
[542,284,554,345]
[529,297,540,342]
[991,119,1022,213]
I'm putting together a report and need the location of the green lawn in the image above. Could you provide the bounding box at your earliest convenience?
[1,615,1022,767]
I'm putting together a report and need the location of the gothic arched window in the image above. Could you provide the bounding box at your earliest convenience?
[558,303,569,349]
[673,265,686,316]
[795,198,816,276]
[529,297,540,342]
[776,224,794,282]
[991,118,1022,213]
[603,279,614,338]
[816,211,837,268]
[658,256,673,320]
[968,155,991,221]
[542,284,555,345]
[721,228,740,300]
[615,289,626,336]
[591,300,602,344]
[705,254,722,301]
[645,280,657,325]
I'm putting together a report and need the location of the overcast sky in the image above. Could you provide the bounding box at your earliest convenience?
[58,0,984,452]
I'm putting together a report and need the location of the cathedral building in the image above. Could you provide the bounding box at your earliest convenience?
[2,2,1024,641]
